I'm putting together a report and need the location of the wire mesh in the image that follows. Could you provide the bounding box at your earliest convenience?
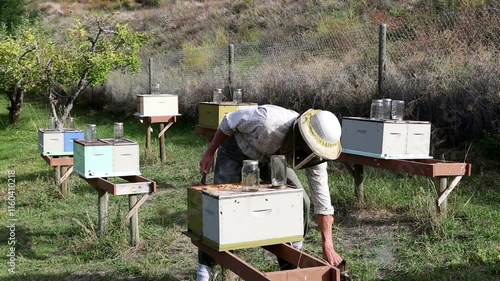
[108,2,500,146]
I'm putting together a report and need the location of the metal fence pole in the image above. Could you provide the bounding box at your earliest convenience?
[228,44,234,101]
[378,24,387,99]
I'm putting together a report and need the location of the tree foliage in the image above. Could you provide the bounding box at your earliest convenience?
[0,14,148,126]
[46,15,149,128]
[0,20,50,123]
[0,0,27,34]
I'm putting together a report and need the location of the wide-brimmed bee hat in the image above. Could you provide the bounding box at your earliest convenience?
[296,109,342,160]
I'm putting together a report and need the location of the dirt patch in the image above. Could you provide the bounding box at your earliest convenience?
[336,209,416,278]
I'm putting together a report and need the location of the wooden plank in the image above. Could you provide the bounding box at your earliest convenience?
[136,115,177,124]
[262,244,329,268]
[83,176,157,195]
[114,182,152,195]
[41,154,74,166]
[84,177,116,194]
[265,266,335,281]
[337,153,472,177]
[121,175,157,192]
[191,238,271,281]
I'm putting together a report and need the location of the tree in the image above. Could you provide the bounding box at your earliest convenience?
[0,20,47,124]
[0,0,27,34]
[0,14,148,126]
[46,15,148,129]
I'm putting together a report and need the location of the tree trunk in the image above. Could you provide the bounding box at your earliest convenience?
[8,87,24,124]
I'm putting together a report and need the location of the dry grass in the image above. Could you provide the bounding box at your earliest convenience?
[38,0,500,166]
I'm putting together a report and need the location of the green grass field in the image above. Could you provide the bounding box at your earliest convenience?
[0,96,499,281]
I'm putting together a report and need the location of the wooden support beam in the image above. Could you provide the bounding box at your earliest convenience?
[129,194,140,246]
[435,177,448,216]
[125,193,151,220]
[134,115,177,162]
[98,189,109,236]
[158,122,174,138]
[191,239,340,281]
[83,175,156,246]
[59,166,70,197]
[146,124,152,156]
[354,164,364,205]
[437,176,462,207]
[159,123,166,163]
[59,166,73,185]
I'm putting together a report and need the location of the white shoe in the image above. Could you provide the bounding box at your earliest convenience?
[292,241,303,250]
[196,263,212,281]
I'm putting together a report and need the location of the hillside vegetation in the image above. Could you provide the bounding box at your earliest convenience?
[29,0,500,167]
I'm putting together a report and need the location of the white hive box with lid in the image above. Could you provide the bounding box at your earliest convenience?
[341,117,432,159]
[136,94,179,116]
[187,184,303,251]
[38,129,85,156]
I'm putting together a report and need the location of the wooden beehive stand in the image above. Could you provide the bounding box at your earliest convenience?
[337,153,472,216]
[41,154,74,198]
[81,175,157,246]
[187,235,341,281]
[187,183,345,281]
[134,115,177,163]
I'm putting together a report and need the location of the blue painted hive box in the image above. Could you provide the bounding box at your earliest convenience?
[38,129,84,156]
[74,138,140,178]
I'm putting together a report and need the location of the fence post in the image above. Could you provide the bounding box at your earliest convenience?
[149,58,153,94]
[378,24,387,99]
[228,44,234,100]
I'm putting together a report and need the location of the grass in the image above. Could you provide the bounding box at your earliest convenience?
[0,96,499,281]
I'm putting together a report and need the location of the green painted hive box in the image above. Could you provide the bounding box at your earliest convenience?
[198,102,258,129]
[187,183,303,251]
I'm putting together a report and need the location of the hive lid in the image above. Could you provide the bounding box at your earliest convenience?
[191,183,300,199]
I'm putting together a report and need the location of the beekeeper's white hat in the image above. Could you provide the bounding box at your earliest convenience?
[297,109,342,160]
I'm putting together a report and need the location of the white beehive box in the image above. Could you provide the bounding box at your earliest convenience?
[341,117,432,159]
[136,94,179,116]
[188,184,303,251]
[38,129,85,156]
[38,129,64,155]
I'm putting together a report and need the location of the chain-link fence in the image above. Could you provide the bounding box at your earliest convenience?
[105,2,499,149]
